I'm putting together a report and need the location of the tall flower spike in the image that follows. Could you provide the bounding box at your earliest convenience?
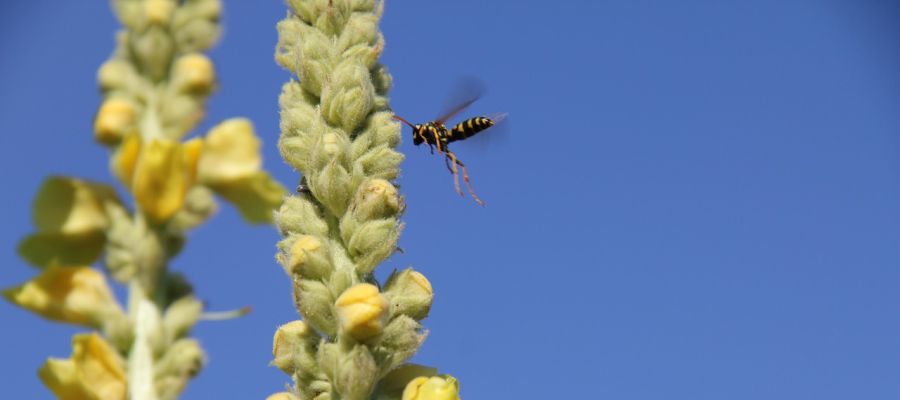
[272,1,457,399]
[6,0,285,398]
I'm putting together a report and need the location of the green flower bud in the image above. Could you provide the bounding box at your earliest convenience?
[173,18,220,53]
[346,218,401,274]
[317,341,341,380]
[168,186,217,233]
[338,15,379,51]
[162,296,202,343]
[97,59,134,92]
[130,27,174,82]
[309,162,353,217]
[154,339,205,400]
[371,64,393,95]
[335,345,378,399]
[272,320,320,375]
[355,146,403,181]
[373,315,425,373]
[294,278,336,336]
[275,195,329,237]
[384,269,433,320]
[321,61,375,133]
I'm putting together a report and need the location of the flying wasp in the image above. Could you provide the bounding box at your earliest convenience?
[392,88,506,206]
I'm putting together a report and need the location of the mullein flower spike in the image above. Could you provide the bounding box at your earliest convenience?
[272,0,459,398]
[7,0,285,398]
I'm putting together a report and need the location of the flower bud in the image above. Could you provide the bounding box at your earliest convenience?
[275,195,329,237]
[346,218,401,274]
[384,269,433,320]
[154,339,205,400]
[402,376,461,400]
[172,53,215,93]
[272,320,319,375]
[320,61,375,133]
[97,60,132,91]
[355,145,403,181]
[162,296,202,342]
[145,0,176,25]
[4,266,123,327]
[352,178,401,221]
[287,235,332,279]
[294,278,336,336]
[334,283,388,341]
[335,345,377,399]
[310,162,353,216]
[94,98,137,145]
[39,333,127,400]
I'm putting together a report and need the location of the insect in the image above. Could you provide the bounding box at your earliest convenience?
[392,94,506,206]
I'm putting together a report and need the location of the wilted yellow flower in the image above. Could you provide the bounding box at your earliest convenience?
[334,283,388,340]
[288,235,322,272]
[385,268,433,320]
[111,134,142,188]
[402,376,460,400]
[197,118,262,183]
[39,333,127,400]
[132,138,201,222]
[173,53,215,93]
[94,98,136,145]
[3,266,122,327]
[145,0,176,25]
[272,320,316,374]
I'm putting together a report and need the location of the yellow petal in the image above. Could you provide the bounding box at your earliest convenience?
[289,235,322,272]
[94,98,136,145]
[334,283,388,340]
[402,376,460,400]
[3,266,121,327]
[197,118,262,184]
[111,134,142,188]
[133,139,190,222]
[33,177,119,235]
[182,137,204,185]
[39,358,91,400]
[72,333,127,400]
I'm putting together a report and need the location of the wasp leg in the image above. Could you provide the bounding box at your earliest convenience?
[445,151,485,206]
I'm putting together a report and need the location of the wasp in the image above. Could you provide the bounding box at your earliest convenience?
[392,93,506,206]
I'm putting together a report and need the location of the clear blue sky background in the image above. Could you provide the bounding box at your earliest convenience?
[2,1,900,398]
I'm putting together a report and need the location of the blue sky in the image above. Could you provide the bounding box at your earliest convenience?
[2,1,900,398]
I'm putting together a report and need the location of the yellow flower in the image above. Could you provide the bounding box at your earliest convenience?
[196,118,286,223]
[19,177,119,267]
[94,98,136,145]
[3,266,122,327]
[145,0,176,25]
[197,118,261,184]
[173,53,216,93]
[131,138,201,222]
[402,376,461,400]
[334,283,388,340]
[39,333,127,400]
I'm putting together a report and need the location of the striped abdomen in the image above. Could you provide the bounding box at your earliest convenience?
[448,117,494,143]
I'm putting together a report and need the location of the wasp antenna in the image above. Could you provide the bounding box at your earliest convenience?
[392,114,417,129]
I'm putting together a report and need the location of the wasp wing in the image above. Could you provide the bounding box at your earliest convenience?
[435,77,486,125]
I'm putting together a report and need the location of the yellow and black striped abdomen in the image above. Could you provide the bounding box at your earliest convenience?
[448,117,494,143]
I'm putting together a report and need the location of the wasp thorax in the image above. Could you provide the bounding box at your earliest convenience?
[412,125,426,145]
